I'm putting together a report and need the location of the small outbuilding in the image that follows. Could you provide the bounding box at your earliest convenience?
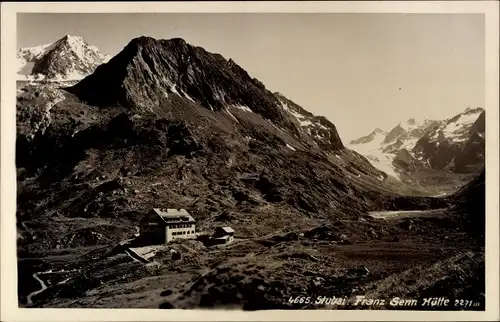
[212,226,235,244]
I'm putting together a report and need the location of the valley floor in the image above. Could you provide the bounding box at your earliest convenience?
[17,209,484,310]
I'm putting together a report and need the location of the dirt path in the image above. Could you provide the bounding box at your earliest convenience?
[26,268,79,306]
[369,208,448,220]
[125,248,149,264]
[27,273,48,305]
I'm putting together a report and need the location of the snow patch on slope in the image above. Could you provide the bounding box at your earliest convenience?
[233,105,253,113]
[225,108,239,123]
[279,100,317,128]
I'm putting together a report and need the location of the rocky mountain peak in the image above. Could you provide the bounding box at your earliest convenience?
[68,36,345,151]
[349,128,386,145]
[59,34,87,46]
[17,34,110,81]
[464,107,484,114]
[126,36,189,52]
[383,124,406,144]
[69,37,274,109]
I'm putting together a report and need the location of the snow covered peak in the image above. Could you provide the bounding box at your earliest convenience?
[62,34,85,44]
[349,128,387,146]
[353,116,441,150]
[413,107,485,173]
[457,107,483,120]
[397,117,429,132]
[59,35,103,61]
[17,35,111,82]
[424,107,484,144]
[464,107,484,114]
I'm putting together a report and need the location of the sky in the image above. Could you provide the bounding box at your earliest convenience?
[17,13,485,141]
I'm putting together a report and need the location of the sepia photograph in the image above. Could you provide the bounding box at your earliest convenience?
[1,1,499,321]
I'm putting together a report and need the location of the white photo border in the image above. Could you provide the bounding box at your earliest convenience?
[1,1,498,321]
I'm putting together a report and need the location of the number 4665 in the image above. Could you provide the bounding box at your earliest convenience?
[288,296,311,304]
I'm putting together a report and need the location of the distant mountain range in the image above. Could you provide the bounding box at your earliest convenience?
[349,108,485,180]
[17,34,111,81]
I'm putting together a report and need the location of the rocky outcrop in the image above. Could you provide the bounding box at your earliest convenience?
[392,149,425,172]
[274,92,344,151]
[450,170,485,239]
[453,111,485,173]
